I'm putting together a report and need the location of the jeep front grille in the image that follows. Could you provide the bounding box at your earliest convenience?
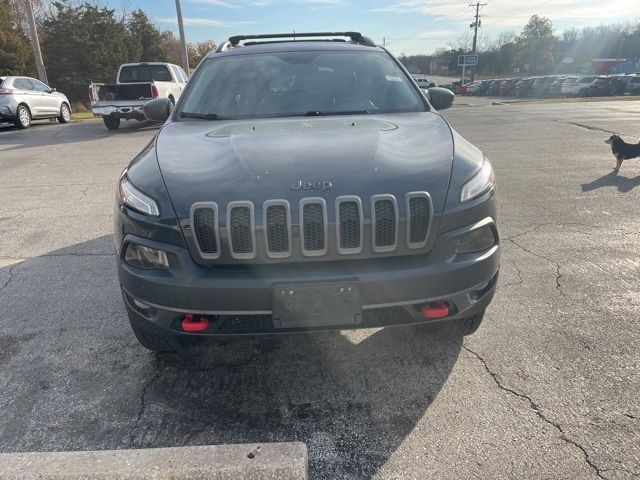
[406,192,432,249]
[264,201,291,258]
[191,203,220,259]
[372,195,398,252]
[300,198,327,256]
[227,202,256,259]
[189,193,432,262]
[336,196,363,254]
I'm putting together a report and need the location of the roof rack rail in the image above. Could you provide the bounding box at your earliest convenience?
[216,32,376,52]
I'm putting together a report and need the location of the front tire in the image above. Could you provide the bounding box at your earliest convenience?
[103,116,120,130]
[129,317,201,352]
[57,103,71,123]
[14,105,31,129]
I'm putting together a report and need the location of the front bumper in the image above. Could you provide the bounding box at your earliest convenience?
[0,105,15,122]
[117,216,500,336]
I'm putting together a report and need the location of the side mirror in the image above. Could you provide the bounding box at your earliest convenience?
[49,87,56,93]
[143,98,172,123]
[427,87,454,111]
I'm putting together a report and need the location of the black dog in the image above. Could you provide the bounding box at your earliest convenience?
[605,134,640,172]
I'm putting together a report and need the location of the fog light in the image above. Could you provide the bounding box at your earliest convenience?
[456,225,496,254]
[124,243,169,269]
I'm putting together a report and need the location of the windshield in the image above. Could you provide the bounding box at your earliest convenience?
[119,64,172,83]
[178,51,425,119]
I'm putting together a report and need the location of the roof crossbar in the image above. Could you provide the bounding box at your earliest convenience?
[216,32,376,52]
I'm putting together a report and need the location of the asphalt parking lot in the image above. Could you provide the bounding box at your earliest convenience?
[1,99,639,479]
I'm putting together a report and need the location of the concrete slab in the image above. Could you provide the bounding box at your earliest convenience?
[0,443,308,480]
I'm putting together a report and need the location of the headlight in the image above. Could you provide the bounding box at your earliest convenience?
[460,157,495,203]
[118,172,159,216]
[124,243,169,269]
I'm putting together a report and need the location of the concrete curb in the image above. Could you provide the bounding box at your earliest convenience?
[491,96,640,106]
[0,443,308,480]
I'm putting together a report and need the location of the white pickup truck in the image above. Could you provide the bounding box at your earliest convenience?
[89,62,188,129]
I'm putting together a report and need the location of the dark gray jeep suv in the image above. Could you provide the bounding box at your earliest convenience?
[115,32,499,352]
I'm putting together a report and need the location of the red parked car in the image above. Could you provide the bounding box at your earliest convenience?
[457,81,479,96]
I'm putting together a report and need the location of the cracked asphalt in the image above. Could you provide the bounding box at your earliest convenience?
[1,100,639,479]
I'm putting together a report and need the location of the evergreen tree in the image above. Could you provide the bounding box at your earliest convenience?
[127,9,169,62]
[41,2,131,102]
[517,15,556,74]
[0,0,36,76]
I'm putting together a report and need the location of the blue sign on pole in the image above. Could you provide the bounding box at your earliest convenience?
[458,55,478,66]
[465,55,478,66]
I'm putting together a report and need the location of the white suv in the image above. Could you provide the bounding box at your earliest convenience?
[626,76,640,95]
[0,76,71,128]
[561,76,596,97]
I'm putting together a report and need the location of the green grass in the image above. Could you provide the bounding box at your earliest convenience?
[71,111,96,121]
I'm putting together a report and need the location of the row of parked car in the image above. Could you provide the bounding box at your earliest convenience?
[452,74,640,98]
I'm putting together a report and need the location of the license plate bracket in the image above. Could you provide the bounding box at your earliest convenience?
[272,282,362,328]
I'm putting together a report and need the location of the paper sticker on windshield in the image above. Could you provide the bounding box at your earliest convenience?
[386,75,403,82]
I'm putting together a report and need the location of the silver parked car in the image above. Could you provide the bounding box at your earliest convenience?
[0,76,71,128]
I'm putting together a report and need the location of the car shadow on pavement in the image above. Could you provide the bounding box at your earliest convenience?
[581,170,640,193]
[0,120,160,152]
[0,236,462,479]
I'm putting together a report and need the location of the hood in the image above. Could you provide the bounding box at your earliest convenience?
[156,112,454,219]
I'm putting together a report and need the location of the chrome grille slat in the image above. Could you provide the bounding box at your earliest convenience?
[300,198,328,256]
[191,194,423,260]
[371,195,398,252]
[227,201,256,259]
[406,192,432,249]
[190,202,220,259]
[335,196,363,255]
[264,200,292,258]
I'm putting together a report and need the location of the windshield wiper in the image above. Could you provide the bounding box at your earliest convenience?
[303,110,372,116]
[179,112,226,120]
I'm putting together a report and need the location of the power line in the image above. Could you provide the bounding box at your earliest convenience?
[385,3,472,47]
[482,0,554,28]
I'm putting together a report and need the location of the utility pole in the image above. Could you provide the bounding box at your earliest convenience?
[175,0,190,73]
[383,37,386,48]
[469,2,486,82]
[25,0,48,85]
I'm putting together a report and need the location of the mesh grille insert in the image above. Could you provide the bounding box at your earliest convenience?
[409,196,429,244]
[338,201,361,249]
[216,315,274,333]
[303,202,325,251]
[229,206,253,254]
[266,205,289,253]
[193,207,218,254]
[374,200,396,247]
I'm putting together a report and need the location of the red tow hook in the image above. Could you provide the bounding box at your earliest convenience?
[181,314,209,332]
[420,301,450,319]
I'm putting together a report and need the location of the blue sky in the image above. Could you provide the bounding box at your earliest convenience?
[111,0,640,55]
